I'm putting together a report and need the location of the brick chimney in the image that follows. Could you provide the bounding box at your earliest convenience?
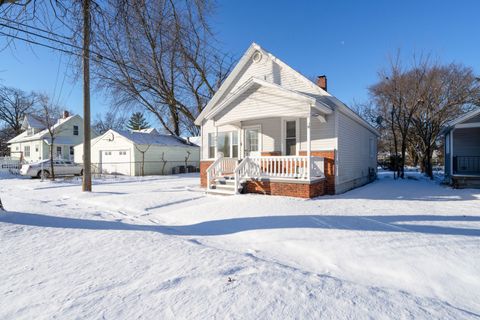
[63,110,70,119]
[316,75,327,91]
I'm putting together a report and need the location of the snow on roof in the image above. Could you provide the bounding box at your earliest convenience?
[22,114,46,130]
[116,130,195,147]
[132,128,159,134]
[446,107,480,129]
[8,115,78,144]
[182,136,201,146]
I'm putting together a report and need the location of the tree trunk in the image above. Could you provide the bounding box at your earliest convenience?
[425,146,434,179]
[50,143,55,181]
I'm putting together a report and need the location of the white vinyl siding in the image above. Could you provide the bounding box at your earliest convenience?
[336,110,377,193]
[214,86,310,125]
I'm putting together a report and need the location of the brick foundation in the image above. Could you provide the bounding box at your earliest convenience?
[199,149,335,198]
[200,160,214,188]
[244,178,326,198]
[300,150,336,195]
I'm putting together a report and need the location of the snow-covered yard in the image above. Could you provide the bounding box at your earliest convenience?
[1,173,479,319]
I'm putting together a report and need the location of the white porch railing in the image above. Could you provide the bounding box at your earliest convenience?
[235,155,325,181]
[206,157,238,188]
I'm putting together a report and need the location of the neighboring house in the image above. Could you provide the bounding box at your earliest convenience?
[74,129,199,176]
[195,43,379,198]
[443,107,480,188]
[8,112,86,163]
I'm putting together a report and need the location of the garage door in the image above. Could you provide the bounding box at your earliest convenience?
[100,150,131,175]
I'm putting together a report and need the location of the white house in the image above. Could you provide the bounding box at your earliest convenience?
[74,129,199,176]
[8,112,86,163]
[443,107,480,188]
[195,43,379,198]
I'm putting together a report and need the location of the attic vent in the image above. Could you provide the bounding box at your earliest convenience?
[252,51,262,63]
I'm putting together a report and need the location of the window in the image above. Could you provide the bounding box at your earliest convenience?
[208,131,239,159]
[70,146,74,156]
[285,120,296,156]
[119,151,127,156]
[208,133,215,159]
[232,132,239,158]
[24,146,30,157]
[104,151,112,156]
[217,132,231,157]
[73,125,79,136]
[369,137,375,158]
[56,146,62,158]
[35,145,39,152]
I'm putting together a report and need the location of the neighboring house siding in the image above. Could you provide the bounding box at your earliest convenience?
[134,145,199,176]
[336,110,377,193]
[453,128,480,157]
[444,132,451,177]
[75,131,200,176]
[464,114,480,124]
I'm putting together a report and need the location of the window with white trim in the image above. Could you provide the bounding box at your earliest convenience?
[285,120,296,156]
[73,125,79,136]
[208,133,215,159]
[24,146,30,157]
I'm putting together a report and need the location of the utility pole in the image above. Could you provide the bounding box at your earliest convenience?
[82,0,92,192]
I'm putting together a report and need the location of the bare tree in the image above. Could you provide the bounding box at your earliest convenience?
[412,63,480,178]
[0,86,36,136]
[134,144,151,177]
[89,0,232,136]
[36,94,67,180]
[93,110,127,134]
[370,57,427,178]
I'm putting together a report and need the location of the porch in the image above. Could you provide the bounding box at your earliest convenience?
[201,78,334,197]
[448,125,480,188]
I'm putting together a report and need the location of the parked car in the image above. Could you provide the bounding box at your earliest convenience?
[20,159,83,178]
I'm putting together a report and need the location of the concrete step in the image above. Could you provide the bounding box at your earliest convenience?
[206,188,236,195]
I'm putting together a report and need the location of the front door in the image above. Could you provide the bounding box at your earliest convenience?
[244,126,261,157]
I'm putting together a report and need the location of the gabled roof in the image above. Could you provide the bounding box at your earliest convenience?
[194,42,379,135]
[93,129,197,147]
[445,107,480,129]
[205,77,332,121]
[8,115,81,144]
[21,114,46,130]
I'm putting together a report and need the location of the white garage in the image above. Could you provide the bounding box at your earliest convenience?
[74,129,199,176]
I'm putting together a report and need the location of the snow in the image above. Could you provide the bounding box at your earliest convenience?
[1,172,479,319]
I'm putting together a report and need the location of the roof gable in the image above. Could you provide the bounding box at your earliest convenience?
[194,43,378,135]
[448,107,480,128]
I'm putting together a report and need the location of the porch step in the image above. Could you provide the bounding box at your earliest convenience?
[207,175,245,195]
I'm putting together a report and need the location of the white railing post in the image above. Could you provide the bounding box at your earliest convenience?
[307,115,311,181]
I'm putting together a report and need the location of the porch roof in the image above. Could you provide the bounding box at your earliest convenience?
[204,77,332,126]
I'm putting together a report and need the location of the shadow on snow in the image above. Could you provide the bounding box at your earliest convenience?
[1,212,479,237]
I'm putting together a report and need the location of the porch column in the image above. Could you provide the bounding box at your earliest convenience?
[307,115,311,180]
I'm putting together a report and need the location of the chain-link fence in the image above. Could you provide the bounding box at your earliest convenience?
[88,160,200,178]
[0,157,21,176]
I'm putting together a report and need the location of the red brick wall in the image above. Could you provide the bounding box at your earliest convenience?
[261,151,282,156]
[244,179,326,198]
[200,160,214,188]
[300,150,335,195]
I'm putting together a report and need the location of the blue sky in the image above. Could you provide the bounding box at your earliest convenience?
[0,0,479,122]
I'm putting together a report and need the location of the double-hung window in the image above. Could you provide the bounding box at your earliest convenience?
[285,120,297,156]
[209,131,239,159]
[73,125,79,136]
[208,133,216,159]
[24,146,30,157]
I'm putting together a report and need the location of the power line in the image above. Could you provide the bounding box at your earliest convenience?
[0,27,213,99]
[0,17,72,40]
